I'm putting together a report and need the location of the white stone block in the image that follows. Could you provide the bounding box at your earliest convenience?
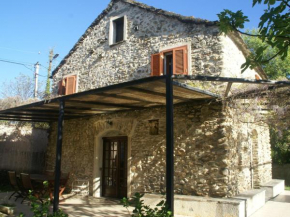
[260,179,285,201]
[234,189,265,217]
[143,194,245,217]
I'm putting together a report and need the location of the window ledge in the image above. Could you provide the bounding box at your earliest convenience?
[109,40,126,47]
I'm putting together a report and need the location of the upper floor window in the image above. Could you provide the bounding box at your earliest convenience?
[58,75,77,95]
[109,15,127,45]
[151,45,188,76]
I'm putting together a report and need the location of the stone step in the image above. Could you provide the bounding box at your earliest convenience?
[143,193,246,217]
[233,189,265,217]
[260,179,285,201]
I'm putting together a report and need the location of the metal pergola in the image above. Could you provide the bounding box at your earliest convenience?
[1,73,290,215]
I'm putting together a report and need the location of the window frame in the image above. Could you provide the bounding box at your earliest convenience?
[151,44,190,76]
[109,15,127,46]
[159,43,191,75]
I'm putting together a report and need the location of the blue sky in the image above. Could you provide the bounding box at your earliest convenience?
[0,0,267,97]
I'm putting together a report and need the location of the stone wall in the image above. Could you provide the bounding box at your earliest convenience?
[46,100,271,198]
[52,1,258,95]
[220,35,257,79]
[224,104,272,194]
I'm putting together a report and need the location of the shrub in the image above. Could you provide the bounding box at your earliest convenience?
[121,193,172,217]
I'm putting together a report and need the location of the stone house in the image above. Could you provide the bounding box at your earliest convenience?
[45,0,272,201]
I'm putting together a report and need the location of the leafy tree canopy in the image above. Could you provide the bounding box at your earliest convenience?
[243,29,290,79]
[218,0,290,73]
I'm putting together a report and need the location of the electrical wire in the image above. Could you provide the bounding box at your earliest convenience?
[0,58,47,77]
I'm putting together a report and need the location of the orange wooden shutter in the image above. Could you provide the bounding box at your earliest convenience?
[58,80,65,95]
[151,53,163,76]
[65,76,76,95]
[173,46,188,75]
[255,74,261,80]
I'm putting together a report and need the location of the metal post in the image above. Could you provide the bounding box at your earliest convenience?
[53,100,65,213]
[166,70,174,213]
[34,62,39,98]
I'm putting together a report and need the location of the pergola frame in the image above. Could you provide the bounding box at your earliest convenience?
[1,74,290,215]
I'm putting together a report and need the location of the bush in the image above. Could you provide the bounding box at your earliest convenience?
[270,127,290,164]
[19,182,68,217]
[121,193,172,217]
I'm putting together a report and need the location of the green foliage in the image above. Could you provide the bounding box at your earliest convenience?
[218,0,290,72]
[45,49,54,98]
[242,29,290,79]
[121,193,173,217]
[270,127,290,164]
[19,182,68,217]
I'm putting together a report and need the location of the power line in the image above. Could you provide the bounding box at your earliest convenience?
[0,58,33,67]
[0,58,46,77]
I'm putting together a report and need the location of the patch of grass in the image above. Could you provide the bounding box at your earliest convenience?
[285,186,290,191]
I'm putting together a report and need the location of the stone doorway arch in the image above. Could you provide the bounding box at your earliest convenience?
[92,119,136,197]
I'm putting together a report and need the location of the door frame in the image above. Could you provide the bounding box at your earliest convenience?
[93,126,135,199]
[101,136,128,198]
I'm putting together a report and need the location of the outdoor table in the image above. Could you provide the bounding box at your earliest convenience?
[30,174,68,201]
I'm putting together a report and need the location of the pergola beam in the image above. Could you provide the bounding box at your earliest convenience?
[173,75,290,86]
[66,100,144,109]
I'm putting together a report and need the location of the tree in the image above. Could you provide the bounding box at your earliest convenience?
[0,73,41,110]
[218,0,290,73]
[45,49,54,97]
[242,29,290,79]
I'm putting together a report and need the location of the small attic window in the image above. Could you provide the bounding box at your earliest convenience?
[114,17,124,42]
[109,15,127,45]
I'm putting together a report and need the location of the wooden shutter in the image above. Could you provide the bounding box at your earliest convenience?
[151,53,163,76]
[65,76,76,95]
[255,74,261,80]
[58,80,65,95]
[173,46,188,75]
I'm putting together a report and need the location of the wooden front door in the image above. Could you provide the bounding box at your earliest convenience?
[102,136,127,198]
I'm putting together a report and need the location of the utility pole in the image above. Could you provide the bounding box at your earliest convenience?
[34,62,39,98]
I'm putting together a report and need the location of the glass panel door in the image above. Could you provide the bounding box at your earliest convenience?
[102,137,127,198]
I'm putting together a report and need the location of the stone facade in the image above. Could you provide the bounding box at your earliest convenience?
[223,106,272,193]
[52,0,260,95]
[47,0,272,199]
[46,101,271,198]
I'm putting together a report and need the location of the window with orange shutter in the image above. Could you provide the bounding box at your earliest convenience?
[151,53,163,76]
[65,76,76,95]
[58,75,77,95]
[58,80,66,95]
[151,45,188,76]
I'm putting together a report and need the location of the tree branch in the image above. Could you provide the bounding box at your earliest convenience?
[260,42,290,63]
[279,0,290,8]
[235,27,290,40]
